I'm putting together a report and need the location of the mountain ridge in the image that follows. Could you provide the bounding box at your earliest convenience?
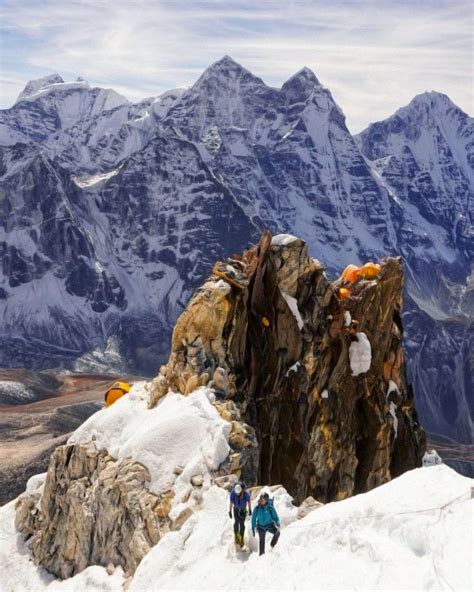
[0,57,472,446]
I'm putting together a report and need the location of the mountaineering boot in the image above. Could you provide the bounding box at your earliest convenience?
[234,533,239,544]
[238,533,244,547]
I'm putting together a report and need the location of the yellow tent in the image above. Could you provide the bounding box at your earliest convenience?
[104,381,131,407]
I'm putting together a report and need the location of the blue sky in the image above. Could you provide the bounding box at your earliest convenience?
[0,0,472,131]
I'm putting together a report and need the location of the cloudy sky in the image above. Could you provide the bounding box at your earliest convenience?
[0,0,472,132]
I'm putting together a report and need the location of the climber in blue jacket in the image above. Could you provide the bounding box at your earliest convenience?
[229,483,251,547]
[251,491,281,555]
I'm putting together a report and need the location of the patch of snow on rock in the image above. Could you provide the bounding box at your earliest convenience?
[387,379,399,398]
[285,361,301,377]
[271,234,299,246]
[349,332,372,376]
[202,125,222,154]
[344,311,351,327]
[423,449,443,466]
[0,381,37,404]
[281,291,304,330]
[389,401,398,438]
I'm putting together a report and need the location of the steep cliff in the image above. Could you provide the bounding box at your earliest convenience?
[151,232,426,502]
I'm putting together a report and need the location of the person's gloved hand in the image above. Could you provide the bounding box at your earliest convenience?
[252,529,255,537]
[228,511,232,519]
[249,508,252,516]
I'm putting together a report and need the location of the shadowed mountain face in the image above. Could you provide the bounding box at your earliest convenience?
[0,57,472,447]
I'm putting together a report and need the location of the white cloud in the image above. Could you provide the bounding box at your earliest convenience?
[0,0,472,131]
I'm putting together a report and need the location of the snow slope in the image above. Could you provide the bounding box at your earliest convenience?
[131,466,472,592]
[0,382,472,592]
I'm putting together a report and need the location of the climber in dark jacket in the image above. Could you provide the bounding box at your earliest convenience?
[251,492,280,555]
[228,483,252,546]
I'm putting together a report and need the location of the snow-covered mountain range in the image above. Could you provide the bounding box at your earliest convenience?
[0,57,472,444]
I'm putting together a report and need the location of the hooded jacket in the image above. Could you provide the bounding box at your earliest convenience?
[252,499,280,531]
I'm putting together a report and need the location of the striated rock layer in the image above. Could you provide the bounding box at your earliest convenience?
[16,443,164,579]
[151,232,426,502]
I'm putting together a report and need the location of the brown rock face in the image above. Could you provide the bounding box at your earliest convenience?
[15,232,426,582]
[154,231,425,503]
[16,443,165,579]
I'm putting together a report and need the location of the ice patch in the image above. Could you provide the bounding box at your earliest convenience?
[344,311,351,327]
[321,389,329,399]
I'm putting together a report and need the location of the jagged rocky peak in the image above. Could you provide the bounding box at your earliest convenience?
[196,55,266,87]
[356,90,472,159]
[281,66,321,101]
[15,74,65,102]
[150,231,426,503]
[400,91,462,118]
[187,55,275,111]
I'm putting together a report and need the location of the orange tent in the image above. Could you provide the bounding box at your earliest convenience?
[357,262,381,279]
[341,262,382,284]
[341,264,360,283]
[104,381,131,407]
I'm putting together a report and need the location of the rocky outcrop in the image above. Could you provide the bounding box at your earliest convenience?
[16,443,165,579]
[151,231,426,503]
[15,231,425,581]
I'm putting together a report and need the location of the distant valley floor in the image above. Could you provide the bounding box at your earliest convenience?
[0,370,144,505]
